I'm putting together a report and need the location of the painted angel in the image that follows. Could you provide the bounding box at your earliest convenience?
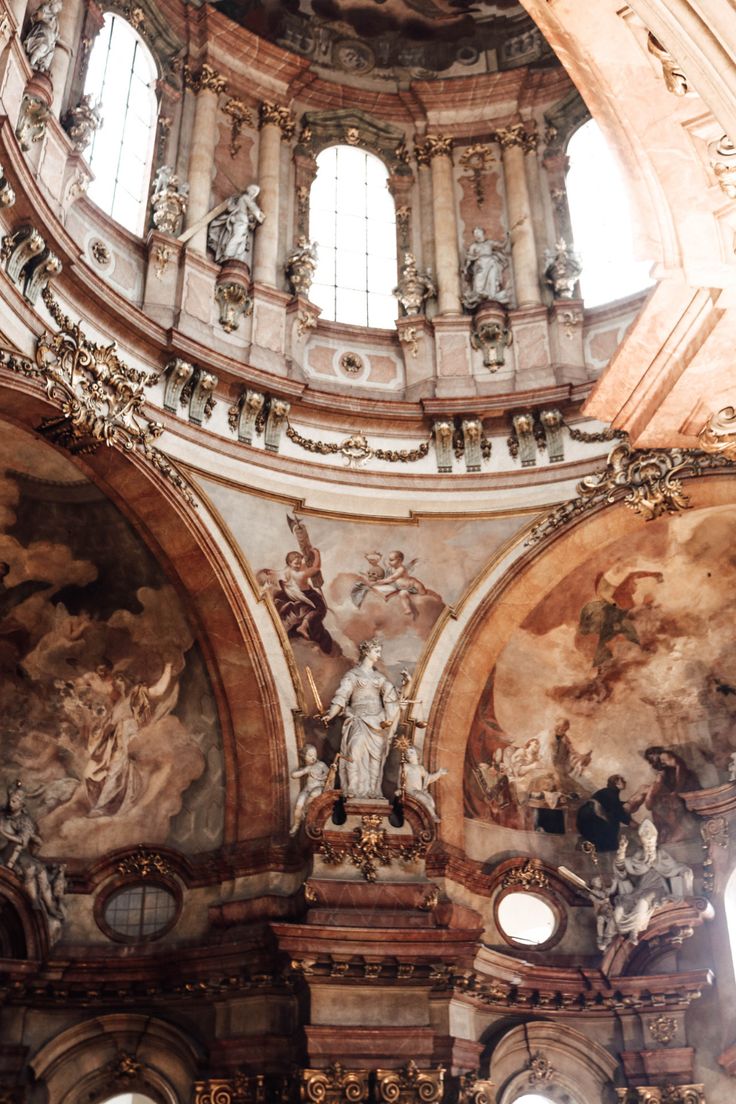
[350,550,432,618]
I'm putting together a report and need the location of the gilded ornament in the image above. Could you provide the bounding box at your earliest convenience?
[698,406,736,460]
[459,144,496,208]
[301,1064,370,1104]
[470,318,512,370]
[296,308,317,339]
[284,423,430,465]
[0,161,15,208]
[544,238,583,299]
[458,1075,495,1104]
[398,326,420,359]
[393,252,436,317]
[501,859,549,890]
[345,126,361,146]
[224,98,254,157]
[90,239,111,266]
[215,279,253,333]
[117,847,174,879]
[395,205,411,249]
[16,94,50,151]
[184,62,227,95]
[423,134,453,160]
[413,139,432,168]
[527,1053,553,1085]
[153,244,174,280]
[376,1062,444,1104]
[419,886,439,911]
[709,134,736,200]
[647,33,688,96]
[285,237,318,296]
[108,1052,142,1080]
[348,813,391,881]
[1,290,195,505]
[494,121,537,153]
[62,94,102,154]
[151,166,188,236]
[649,1014,677,1046]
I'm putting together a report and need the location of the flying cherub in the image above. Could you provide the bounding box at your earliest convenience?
[350,550,437,618]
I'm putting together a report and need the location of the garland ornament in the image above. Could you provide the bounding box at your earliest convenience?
[0,287,195,506]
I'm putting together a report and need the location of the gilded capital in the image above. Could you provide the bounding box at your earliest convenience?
[495,121,537,152]
[259,101,296,139]
[184,62,227,96]
[423,134,453,160]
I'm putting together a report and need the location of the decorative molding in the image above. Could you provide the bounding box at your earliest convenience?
[285,424,430,466]
[616,1087,705,1104]
[264,397,291,452]
[527,442,736,545]
[433,419,454,473]
[259,101,295,139]
[228,388,265,444]
[116,848,175,879]
[709,134,736,200]
[215,279,252,333]
[422,134,453,160]
[16,94,50,151]
[189,368,218,425]
[195,1074,266,1104]
[701,814,728,894]
[375,1063,444,1104]
[527,1053,554,1085]
[300,110,408,172]
[223,98,254,157]
[647,33,689,96]
[508,412,538,467]
[699,406,736,459]
[163,357,195,413]
[494,120,538,153]
[0,161,16,208]
[301,1065,370,1104]
[539,408,565,462]
[0,291,195,506]
[470,318,512,370]
[107,1052,143,1080]
[3,225,61,304]
[340,351,364,375]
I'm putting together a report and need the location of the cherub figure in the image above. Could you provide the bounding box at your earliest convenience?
[398,747,447,821]
[351,550,431,618]
[289,744,329,836]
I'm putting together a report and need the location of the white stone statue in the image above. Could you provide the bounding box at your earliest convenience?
[322,638,400,799]
[151,166,189,236]
[398,746,447,821]
[289,743,329,836]
[544,237,583,299]
[393,252,436,316]
[609,818,694,946]
[461,226,511,310]
[728,751,736,782]
[0,780,66,944]
[207,185,265,265]
[23,0,62,74]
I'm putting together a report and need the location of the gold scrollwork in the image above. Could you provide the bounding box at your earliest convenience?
[648,1014,677,1046]
[459,144,496,207]
[260,101,296,139]
[501,859,549,890]
[184,62,227,96]
[223,98,254,157]
[117,847,174,879]
[698,406,736,460]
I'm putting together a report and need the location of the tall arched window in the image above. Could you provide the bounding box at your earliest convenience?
[309,145,397,329]
[83,13,158,235]
[726,867,736,977]
[565,119,653,307]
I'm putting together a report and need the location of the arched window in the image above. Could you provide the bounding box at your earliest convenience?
[565,119,653,307]
[726,867,736,977]
[83,13,158,235]
[309,145,397,329]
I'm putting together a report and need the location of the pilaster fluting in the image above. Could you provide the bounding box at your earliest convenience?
[414,138,435,278]
[183,63,227,254]
[497,122,542,307]
[424,134,461,315]
[252,102,294,286]
[49,0,84,114]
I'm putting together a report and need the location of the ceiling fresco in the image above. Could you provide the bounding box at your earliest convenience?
[0,423,223,861]
[217,0,550,78]
[464,504,736,865]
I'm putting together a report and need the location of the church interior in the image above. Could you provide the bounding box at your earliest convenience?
[1,0,736,1102]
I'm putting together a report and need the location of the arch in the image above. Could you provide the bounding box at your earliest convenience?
[0,868,46,959]
[309,144,397,328]
[420,475,736,852]
[83,12,159,235]
[0,374,293,850]
[29,1013,202,1104]
[490,1021,619,1104]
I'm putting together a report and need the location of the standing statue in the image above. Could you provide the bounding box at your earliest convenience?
[544,237,583,299]
[461,227,511,310]
[0,780,66,944]
[207,185,265,265]
[289,744,329,836]
[322,639,400,799]
[151,166,189,236]
[23,0,63,73]
[392,252,436,316]
[285,236,318,296]
[398,747,447,821]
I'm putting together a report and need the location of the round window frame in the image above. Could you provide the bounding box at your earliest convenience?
[94,877,182,945]
[493,885,566,952]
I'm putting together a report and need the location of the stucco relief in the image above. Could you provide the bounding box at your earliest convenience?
[464,505,736,852]
[0,423,223,859]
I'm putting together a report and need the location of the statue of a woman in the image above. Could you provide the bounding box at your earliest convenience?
[207,185,265,265]
[461,226,511,309]
[23,0,63,74]
[322,639,399,799]
[0,780,66,943]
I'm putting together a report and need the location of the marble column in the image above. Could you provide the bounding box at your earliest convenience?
[252,101,294,287]
[497,122,542,307]
[184,63,227,255]
[414,139,435,277]
[49,0,84,114]
[425,134,461,315]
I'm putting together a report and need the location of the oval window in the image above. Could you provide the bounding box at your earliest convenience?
[103,883,177,942]
[497,891,556,946]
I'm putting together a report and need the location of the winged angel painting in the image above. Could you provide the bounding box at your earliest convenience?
[0,423,223,859]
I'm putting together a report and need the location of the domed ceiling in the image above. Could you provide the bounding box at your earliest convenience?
[217,0,554,79]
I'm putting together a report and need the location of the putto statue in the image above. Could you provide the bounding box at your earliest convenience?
[398,747,447,822]
[461,227,511,310]
[322,639,400,799]
[151,166,189,237]
[63,94,102,154]
[285,236,318,296]
[544,237,583,299]
[207,185,265,265]
[0,780,66,944]
[289,744,329,836]
[23,0,62,73]
[392,252,436,317]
